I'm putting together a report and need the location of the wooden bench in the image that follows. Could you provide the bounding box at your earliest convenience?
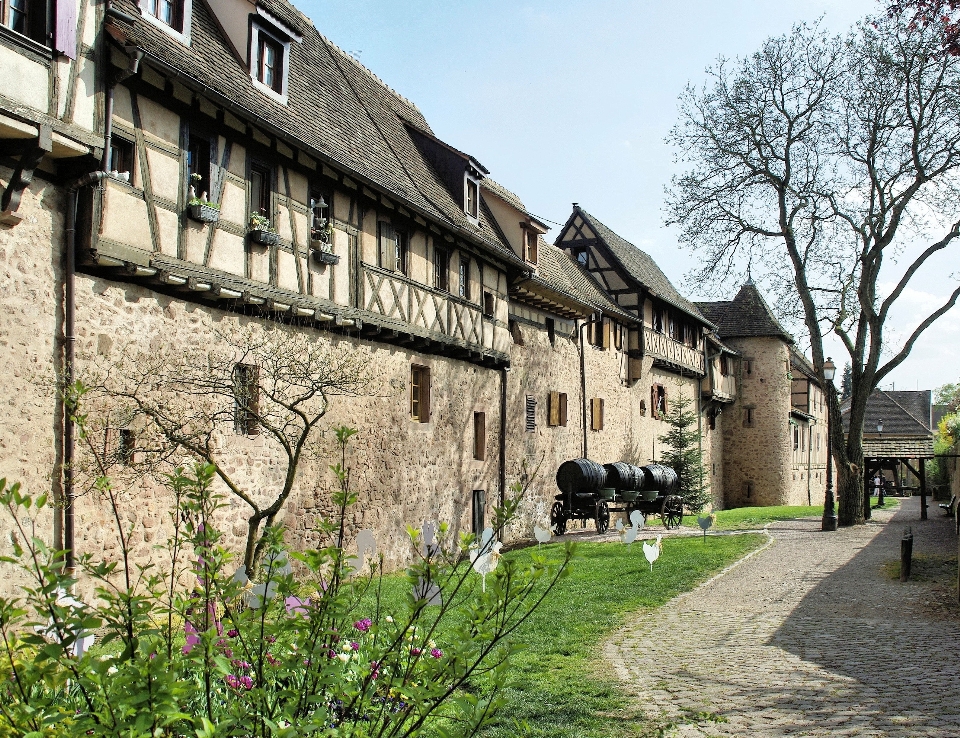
[938,495,958,517]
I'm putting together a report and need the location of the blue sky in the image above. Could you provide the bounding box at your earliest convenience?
[299,0,958,394]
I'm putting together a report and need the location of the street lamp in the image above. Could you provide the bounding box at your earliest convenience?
[877,418,883,436]
[821,357,838,531]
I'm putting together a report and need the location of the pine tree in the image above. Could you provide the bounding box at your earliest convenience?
[841,362,852,401]
[657,387,710,513]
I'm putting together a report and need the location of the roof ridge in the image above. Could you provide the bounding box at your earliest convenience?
[881,390,930,431]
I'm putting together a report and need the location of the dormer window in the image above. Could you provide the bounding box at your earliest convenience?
[138,0,191,43]
[257,34,283,92]
[465,177,479,220]
[575,248,588,267]
[249,13,302,104]
[524,230,538,264]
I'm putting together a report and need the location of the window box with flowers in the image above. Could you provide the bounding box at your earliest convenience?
[248,214,279,246]
[186,173,221,223]
[309,195,339,264]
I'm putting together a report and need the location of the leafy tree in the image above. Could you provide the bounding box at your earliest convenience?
[934,381,960,410]
[667,16,960,525]
[841,362,853,401]
[887,1,960,55]
[657,387,710,513]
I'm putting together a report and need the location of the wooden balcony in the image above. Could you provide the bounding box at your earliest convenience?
[704,372,737,403]
[644,326,705,375]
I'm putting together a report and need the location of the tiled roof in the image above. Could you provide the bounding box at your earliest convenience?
[696,282,794,343]
[568,207,705,323]
[841,389,932,437]
[109,0,524,268]
[790,350,819,383]
[861,438,934,458]
[481,178,527,213]
[518,240,637,322]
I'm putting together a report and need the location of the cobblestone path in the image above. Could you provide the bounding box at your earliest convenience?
[605,498,960,736]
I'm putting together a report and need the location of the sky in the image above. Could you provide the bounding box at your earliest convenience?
[298,0,959,395]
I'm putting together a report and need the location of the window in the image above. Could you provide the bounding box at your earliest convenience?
[3,0,46,43]
[107,136,134,177]
[525,230,538,263]
[708,410,716,430]
[653,308,664,334]
[250,163,272,220]
[575,248,588,266]
[744,358,754,376]
[459,257,470,299]
[377,222,406,273]
[651,384,667,419]
[548,392,568,427]
[589,316,609,349]
[256,33,284,92]
[525,396,536,432]
[188,135,211,200]
[410,365,431,423]
[472,490,485,535]
[473,412,486,460]
[719,355,729,376]
[434,247,449,291]
[793,426,799,450]
[144,0,183,31]
[743,406,755,428]
[744,481,754,500]
[545,317,556,345]
[117,429,136,465]
[465,177,479,219]
[233,364,260,436]
[590,398,604,431]
[483,291,495,318]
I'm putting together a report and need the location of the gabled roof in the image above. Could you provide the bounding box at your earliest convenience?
[696,282,794,343]
[790,349,820,385]
[841,389,933,437]
[108,0,524,268]
[557,206,705,323]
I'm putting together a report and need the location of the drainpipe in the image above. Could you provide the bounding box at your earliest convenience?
[806,418,816,506]
[100,38,144,171]
[63,171,109,574]
[499,366,508,510]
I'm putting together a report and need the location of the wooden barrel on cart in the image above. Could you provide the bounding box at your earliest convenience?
[642,464,679,495]
[603,462,644,491]
[556,458,608,495]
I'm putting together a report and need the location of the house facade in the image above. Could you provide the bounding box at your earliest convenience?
[1,0,819,596]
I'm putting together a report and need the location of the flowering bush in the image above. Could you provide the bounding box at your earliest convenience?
[0,426,571,736]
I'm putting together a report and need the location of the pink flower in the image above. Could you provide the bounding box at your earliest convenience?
[227,629,239,638]
[328,649,337,659]
[370,660,380,680]
[350,641,360,651]
[265,634,276,644]
[265,652,280,667]
[231,660,252,671]
[430,648,442,659]
[182,622,201,655]
[354,618,372,632]
[224,674,240,689]
[222,647,233,659]
[239,675,253,690]
[411,647,422,656]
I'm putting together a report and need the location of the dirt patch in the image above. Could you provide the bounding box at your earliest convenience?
[882,554,960,621]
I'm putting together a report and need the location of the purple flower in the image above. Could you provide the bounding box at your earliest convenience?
[265,634,276,644]
[222,647,233,659]
[303,658,312,666]
[231,660,252,671]
[350,641,360,651]
[227,629,239,638]
[224,674,240,689]
[239,675,254,690]
[328,649,337,659]
[411,647,422,657]
[370,660,380,680]
[266,652,280,666]
[430,648,443,659]
[354,618,372,632]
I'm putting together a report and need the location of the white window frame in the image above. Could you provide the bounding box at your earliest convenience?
[138,0,192,46]
[464,172,480,225]
[250,22,291,105]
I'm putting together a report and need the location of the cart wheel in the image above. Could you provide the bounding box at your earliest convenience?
[595,501,610,534]
[550,501,567,536]
[661,495,684,530]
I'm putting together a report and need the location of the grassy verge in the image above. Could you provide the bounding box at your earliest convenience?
[362,533,765,738]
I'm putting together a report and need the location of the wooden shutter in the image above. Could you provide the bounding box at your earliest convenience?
[422,367,431,422]
[509,319,524,345]
[651,386,658,419]
[55,0,78,60]
[559,392,568,426]
[378,222,395,271]
[591,398,604,431]
[246,365,260,436]
[548,392,560,427]
[473,412,486,460]
[602,319,611,349]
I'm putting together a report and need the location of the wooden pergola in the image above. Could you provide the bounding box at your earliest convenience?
[862,437,935,520]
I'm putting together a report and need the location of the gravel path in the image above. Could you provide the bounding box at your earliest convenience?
[604,497,960,736]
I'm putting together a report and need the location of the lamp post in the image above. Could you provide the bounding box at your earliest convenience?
[821,357,838,531]
[875,419,885,508]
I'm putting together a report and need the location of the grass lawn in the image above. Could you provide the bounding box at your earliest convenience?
[362,533,765,738]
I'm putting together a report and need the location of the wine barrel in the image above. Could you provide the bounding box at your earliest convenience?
[556,458,607,495]
[643,464,679,495]
[603,462,643,491]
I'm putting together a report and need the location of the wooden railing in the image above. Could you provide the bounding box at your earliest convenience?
[644,326,705,374]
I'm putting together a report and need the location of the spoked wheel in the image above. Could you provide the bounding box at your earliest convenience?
[595,500,610,534]
[661,495,684,530]
[550,501,567,536]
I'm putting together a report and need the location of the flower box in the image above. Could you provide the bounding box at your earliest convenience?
[249,229,279,246]
[312,249,340,266]
[188,203,220,223]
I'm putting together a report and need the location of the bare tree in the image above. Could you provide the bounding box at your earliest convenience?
[667,17,960,525]
[79,327,373,575]
[887,1,960,56]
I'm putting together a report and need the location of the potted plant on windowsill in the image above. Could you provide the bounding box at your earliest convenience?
[309,220,339,265]
[186,173,221,223]
[248,214,279,246]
